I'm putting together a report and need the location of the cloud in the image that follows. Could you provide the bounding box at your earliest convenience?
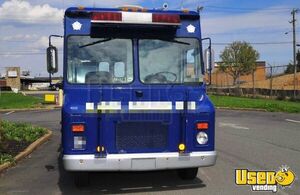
[91,0,142,8]
[202,7,291,35]
[0,0,64,24]
[44,0,143,9]
[0,34,39,41]
[29,36,63,50]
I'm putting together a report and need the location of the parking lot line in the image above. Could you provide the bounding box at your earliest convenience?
[5,111,15,115]
[285,119,300,124]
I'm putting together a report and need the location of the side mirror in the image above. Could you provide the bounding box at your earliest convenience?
[47,46,58,74]
[202,37,214,85]
[204,48,215,73]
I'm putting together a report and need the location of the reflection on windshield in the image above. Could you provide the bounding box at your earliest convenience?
[139,38,202,84]
[67,37,202,85]
[67,36,133,84]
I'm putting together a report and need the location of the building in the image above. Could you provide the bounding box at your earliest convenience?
[209,61,266,87]
[0,66,63,91]
[5,67,21,91]
[0,79,6,87]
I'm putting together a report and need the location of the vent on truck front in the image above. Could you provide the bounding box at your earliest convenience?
[116,122,168,151]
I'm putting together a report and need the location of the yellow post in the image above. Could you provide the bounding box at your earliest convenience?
[58,89,63,107]
[44,94,56,103]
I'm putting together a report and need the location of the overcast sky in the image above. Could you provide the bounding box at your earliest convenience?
[0,0,299,77]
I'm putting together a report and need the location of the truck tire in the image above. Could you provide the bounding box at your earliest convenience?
[177,168,198,180]
[74,172,90,187]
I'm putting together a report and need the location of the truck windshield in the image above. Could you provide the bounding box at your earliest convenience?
[67,37,202,85]
[67,36,133,84]
[139,38,202,84]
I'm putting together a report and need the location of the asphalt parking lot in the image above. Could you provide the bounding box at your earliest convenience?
[0,109,299,195]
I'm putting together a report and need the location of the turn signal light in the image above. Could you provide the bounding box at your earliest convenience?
[72,124,85,132]
[178,143,186,151]
[196,122,208,130]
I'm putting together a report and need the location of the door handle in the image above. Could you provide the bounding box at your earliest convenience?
[135,90,143,98]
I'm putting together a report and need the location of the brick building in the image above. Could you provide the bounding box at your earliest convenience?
[0,79,6,87]
[209,61,266,87]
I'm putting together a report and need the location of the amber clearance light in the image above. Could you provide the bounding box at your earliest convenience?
[72,124,85,132]
[196,122,208,130]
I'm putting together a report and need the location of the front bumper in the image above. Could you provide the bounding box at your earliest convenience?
[63,151,217,171]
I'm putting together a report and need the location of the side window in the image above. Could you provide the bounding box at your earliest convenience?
[114,62,125,78]
[186,49,196,79]
[99,62,110,72]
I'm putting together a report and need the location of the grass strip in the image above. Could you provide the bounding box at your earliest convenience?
[0,92,43,109]
[209,95,300,113]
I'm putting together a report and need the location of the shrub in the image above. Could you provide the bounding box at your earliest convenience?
[1,120,46,142]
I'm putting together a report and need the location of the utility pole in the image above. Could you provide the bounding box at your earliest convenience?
[291,9,299,99]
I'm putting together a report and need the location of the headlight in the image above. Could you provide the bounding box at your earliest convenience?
[196,132,208,145]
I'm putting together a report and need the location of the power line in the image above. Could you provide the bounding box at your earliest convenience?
[0,42,297,55]
[202,6,297,14]
[0,40,40,43]
[204,6,295,13]
[0,52,62,56]
[206,41,297,45]
[205,28,300,36]
[0,53,43,56]
[206,5,293,11]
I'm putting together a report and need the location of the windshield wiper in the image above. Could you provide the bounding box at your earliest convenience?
[159,39,190,45]
[79,38,114,48]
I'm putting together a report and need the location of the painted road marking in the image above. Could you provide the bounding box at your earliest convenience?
[285,119,300,124]
[219,122,250,130]
[5,111,15,115]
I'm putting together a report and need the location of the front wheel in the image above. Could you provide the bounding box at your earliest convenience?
[74,172,90,187]
[177,168,198,180]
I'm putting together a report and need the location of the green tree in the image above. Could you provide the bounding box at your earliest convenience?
[219,41,260,86]
[285,50,300,74]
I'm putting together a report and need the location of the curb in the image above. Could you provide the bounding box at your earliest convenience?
[216,107,267,112]
[0,129,53,173]
[0,107,61,112]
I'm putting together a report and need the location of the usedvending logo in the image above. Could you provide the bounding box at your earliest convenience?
[235,165,296,193]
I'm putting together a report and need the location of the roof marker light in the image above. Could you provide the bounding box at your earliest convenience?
[182,9,189,13]
[121,7,129,11]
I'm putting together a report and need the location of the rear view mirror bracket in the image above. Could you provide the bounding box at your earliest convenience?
[47,35,63,86]
[201,37,214,85]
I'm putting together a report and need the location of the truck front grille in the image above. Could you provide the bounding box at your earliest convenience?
[116,122,168,151]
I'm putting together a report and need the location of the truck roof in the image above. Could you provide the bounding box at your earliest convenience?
[65,7,199,17]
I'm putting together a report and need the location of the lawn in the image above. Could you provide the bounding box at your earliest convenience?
[209,95,300,113]
[0,120,47,165]
[0,92,43,109]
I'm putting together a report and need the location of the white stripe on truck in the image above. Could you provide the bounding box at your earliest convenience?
[122,12,152,24]
[85,101,196,111]
[129,101,172,111]
[97,101,122,110]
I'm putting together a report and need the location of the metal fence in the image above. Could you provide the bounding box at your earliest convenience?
[207,65,300,100]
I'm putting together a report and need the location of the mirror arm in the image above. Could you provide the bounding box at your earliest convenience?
[48,35,63,47]
[201,37,212,85]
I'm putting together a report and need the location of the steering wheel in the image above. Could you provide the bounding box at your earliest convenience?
[144,71,177,83]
